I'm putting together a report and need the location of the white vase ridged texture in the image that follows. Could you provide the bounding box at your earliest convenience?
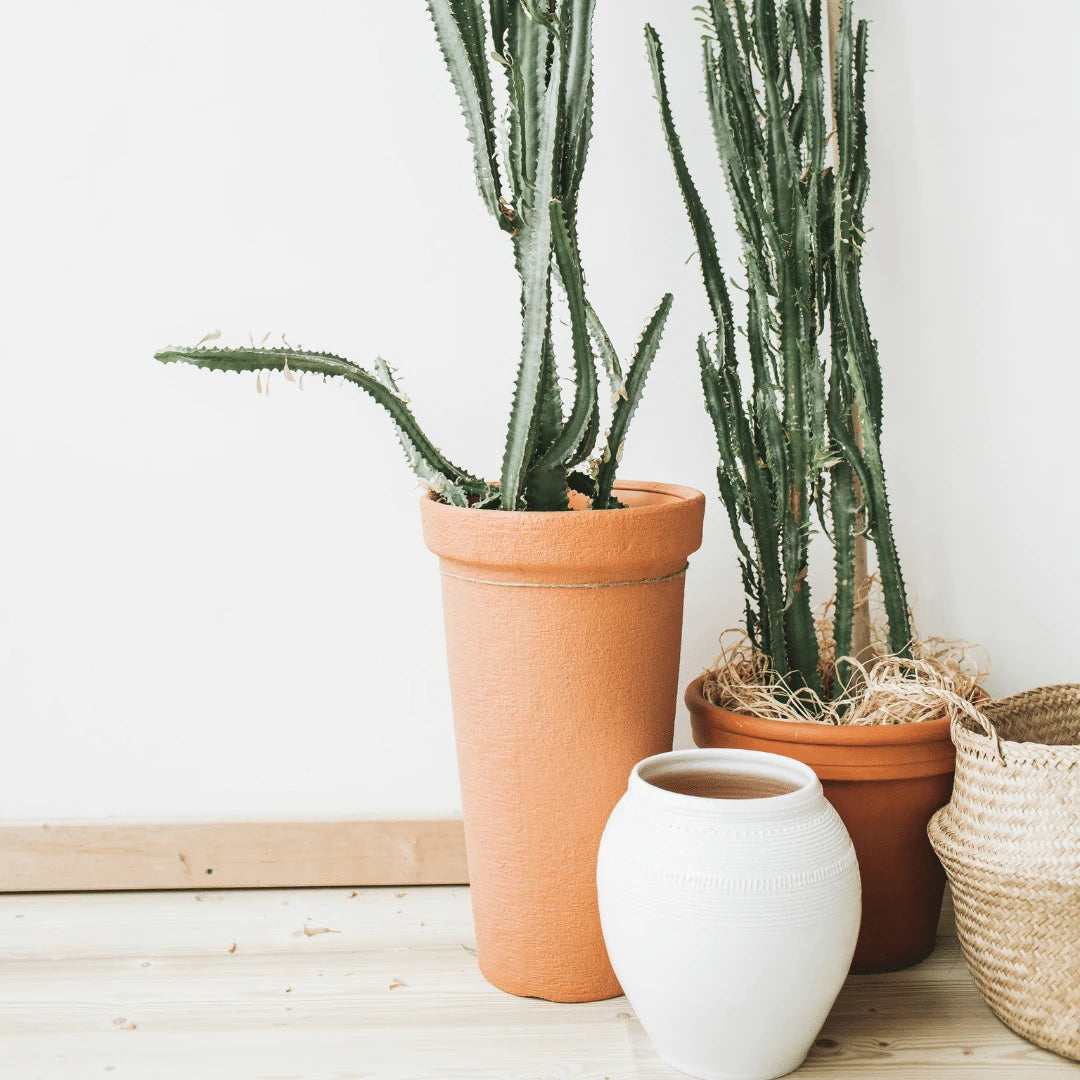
[597,749,861,1080]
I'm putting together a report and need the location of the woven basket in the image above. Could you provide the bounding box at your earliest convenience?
[928,684,1080,1060]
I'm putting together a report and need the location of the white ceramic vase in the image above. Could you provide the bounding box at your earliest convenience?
[597,748,861,1080]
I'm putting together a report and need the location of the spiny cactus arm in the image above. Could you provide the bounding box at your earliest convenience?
[830,2,909,653]
[584,299,623,394]
[593,294,673,509]
[748,1,821,693]
[522,330,570,511]
[567,397,599,470]
[535,198,598,472]
[702,37,766,260]
[520,0,559,31]
[646,25,732,335]
[372,357,470,507]
[830,457,857,691]
[745,269,787,515]
[826,378,874,519]
[834,0,857,201]
[837,13,881,430]
[724,0,763,77]
[696,337,752,567]
[426,0,515,232]
[540,244,599,475]
[707,1,765,157]
[790,0,829,488]
[851,16,871,218]
[554,0,596,210]
[744,286,805,677]
[505,53,531,199]
[566,469,596,498]
[154,346,485,494]
[522,457,570,509]
[845,349,912,655]
[488,0,514,54]
[507,12,549,203]
[534,330,564,453]
[706,1,772,238]
[562,67,593,224]
[697,335,788,674]
[500,36,562,509]
[790,0,825,175]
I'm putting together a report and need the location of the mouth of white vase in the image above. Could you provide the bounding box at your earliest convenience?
[634,748,818,805]
[647,768,799,800]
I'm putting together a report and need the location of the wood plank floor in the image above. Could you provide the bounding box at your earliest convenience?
[0,886,1074,1079]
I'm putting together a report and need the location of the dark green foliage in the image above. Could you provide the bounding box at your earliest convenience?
[648,0,911,696]
[156,0,672,512]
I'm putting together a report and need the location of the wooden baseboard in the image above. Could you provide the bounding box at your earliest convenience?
[0,818,469,892]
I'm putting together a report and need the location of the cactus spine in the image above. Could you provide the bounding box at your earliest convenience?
[156,0,672,512]
[648,0,911,698]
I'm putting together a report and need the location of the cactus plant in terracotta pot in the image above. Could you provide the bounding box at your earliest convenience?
[647,0,983,972]
[155,0,704,1002]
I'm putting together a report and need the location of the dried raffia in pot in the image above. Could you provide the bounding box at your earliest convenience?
[702,626,988,727]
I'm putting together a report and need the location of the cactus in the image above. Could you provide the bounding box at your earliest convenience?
[155,0,672,512]
[647,0,911,698]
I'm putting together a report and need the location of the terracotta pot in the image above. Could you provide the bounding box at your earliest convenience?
[685,675,955,973]
[422,481,705,1002]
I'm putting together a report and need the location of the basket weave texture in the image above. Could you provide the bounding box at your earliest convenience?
[928,684,1080,1061]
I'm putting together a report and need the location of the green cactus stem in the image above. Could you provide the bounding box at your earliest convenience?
[157,0,672,513]
[649,0,912,701]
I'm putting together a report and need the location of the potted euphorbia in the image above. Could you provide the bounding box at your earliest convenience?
[647,0,983,971]
[156,0,704,1002]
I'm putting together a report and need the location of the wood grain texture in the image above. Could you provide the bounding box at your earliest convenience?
[0,819,468,891]
[0,887,1075,1079]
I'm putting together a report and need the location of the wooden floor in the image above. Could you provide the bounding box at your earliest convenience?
[1,887,1074,1079]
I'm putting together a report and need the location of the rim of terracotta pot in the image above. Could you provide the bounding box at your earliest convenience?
[685,674,956,780]
[421,479,706,585]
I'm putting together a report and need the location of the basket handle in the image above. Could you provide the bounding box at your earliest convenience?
[924,684,1007,765]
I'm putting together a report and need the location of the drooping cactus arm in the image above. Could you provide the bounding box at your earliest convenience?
[592,294,673,509]
[371,357,472,507]
[154,346,484,494]
[426,0,516,232]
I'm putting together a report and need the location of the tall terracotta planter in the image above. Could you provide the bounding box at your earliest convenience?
[686,676,955,973]
[422,481,705,1002]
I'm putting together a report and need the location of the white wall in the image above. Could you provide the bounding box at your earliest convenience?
[1,1,1075,821]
